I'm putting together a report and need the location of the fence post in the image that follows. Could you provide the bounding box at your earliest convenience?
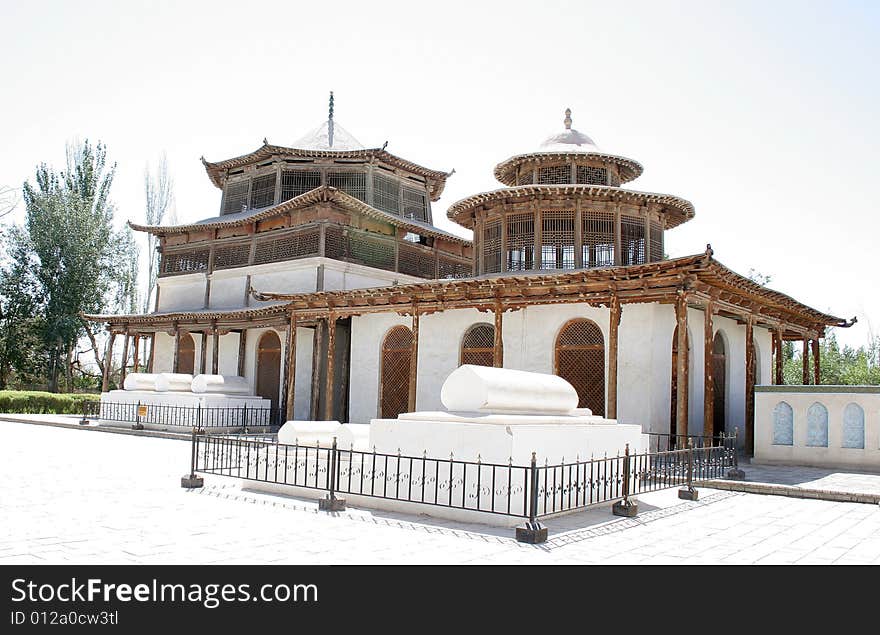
[678,438,699,501]
[196,403,204,435]
[79,400,90,426]
[516,452,547,543]
[612,443,639,517]
[181,427,204,488]
[131,400,144,430]
[319,436,346,511]
[726,428,746,480]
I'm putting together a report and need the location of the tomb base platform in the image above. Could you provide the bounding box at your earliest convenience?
[98,390,272,431]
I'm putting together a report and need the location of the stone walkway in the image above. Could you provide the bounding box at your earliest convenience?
[1,419,879,564]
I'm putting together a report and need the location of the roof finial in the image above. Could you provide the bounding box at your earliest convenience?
[564,107,572,130]
[328,91,335,149]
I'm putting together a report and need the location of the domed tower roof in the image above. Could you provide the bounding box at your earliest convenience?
[493,108,643,186]
[292,91,365,151]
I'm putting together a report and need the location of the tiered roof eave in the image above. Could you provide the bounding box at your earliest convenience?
[493,151,644,186]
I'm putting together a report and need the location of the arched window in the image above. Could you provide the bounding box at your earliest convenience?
[555,319,605,416]
[806,402,829,447]
[256,331,282,410]
[460,324,496,367]
[842,403,865,449]
[380,326,414,419]
[712,332,727,437]
[772,401,794,446]
[177,332,195,375]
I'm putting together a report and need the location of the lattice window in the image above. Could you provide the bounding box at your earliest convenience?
[438,257,472,279]
[582,209,614,268]
[213,243,250,269]
[222,180,249,215]
[482,220,502,274]
[555,319,605,416]
[348,229,395,271]
[541,210,575,270]
[373,174,400,215]
[537,164,571,184]
[620,214,646,266]
[461,323,496,367]
[381,326,414,419]
[161,249,210,274]
[280,170,320,202]
[250,173,277,209]
[402,186,429,222]
[649,220,664,262]
[398,243,435,279]
[517,169,533,186]
[254,228,321,265]
[506,213,535,271]
[327,171,367,202]
[576,165,607,186]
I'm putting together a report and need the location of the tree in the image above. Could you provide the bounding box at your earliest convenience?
[13,140,139,391]
[0,229,43,387]
[0,185,19,219]
[143,155,173,314]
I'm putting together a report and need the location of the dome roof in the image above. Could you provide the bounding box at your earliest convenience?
[538,109,600,153]
[293,120,364,152]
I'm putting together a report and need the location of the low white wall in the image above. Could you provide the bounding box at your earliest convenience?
[755,386,880,469]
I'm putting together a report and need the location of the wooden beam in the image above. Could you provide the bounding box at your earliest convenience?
[199,332,208,375]
[745,316,756,455]
[310,323,323,421]
[132,335,140,374]
[802,339,810,385]
[324,315,336,421]
[607,296,621,420]
[101,332,116,392]
[211,329,220,375]
[120,332,130,387]
[675,292,689,439]
[172,327,181,374]
[237,329,247,377]
[812,338,820,385]
[493,303,503,368]
[284,316,297,422]
[703,300,715,440]
[408,309,420,412]
[146,333,156,373]
[774,327,784,385]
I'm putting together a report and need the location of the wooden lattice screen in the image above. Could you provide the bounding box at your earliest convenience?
[213,243,250,269]
[402,187,429,222]
[582,210,615,268]
[222,180,249,215]
[161,249,210,275]
[576,165,608,186]
[538,164,570,184]
[373,174,400,215]
[541,210,575,270]
[506,213,535,271]
[256,331,282,410]
[649,220,664,262]
[620,214,646,266]
[555,319,605,416]
[281,170,320,202]
[380,326,414,419]
[398,243,435,278]
[517,168,533,185]
[254,227,321,265]
[460,324,496,367]
[250,173,277,209]
[482,220,502,274]
[327,172,367,202]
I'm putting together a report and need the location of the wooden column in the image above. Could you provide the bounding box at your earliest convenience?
[802,339,810,385]
[324,315,337,421]
[199,333,208,375]
[745,316,756,456]
[703,301,715,440]
[101,332,116,392]
[146,333,156,373]
[237,329,247,377]
[211,329,220,375]
[310,323,324,421]
[408,309,420,413]
[172,327,181,373]
[284,316,297,421]
[674,293,689,438]
[607,296,621,420]
[132,335,140,373]
[120,332,130,387]
[493,303,503,368]
[812,338,820,386]
[775,327,784,385]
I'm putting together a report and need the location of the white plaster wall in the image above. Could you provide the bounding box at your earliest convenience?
[209,276,248,310]
[218,333,240,377]
[293,327,314,421]
[157,275,207,311]
[714,316,746,441]
[322,260,420,291]
[755,389,880,469]
[243,327,284,402]
[687,307,706,437]
[152,332,174,373]
[649,303,676,436]
[755,327,772,387]
[617,303,659,429]
[349,312,413,424]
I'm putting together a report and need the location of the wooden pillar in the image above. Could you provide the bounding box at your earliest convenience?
[802,338,810,385]
[812,338,820,385]
[198,332,207,375]
[745,317,756,455]
[172,328,181,373]
[237,329,247,377]
[703,301,715,440]
[132,335,140,373]
[211,329,220,375]
[310,323,324,421]
[775,328,784,385]
[120,332,130,387]
[493,304,503,368]
[408,309,419,412]
[674,293,689,438]
[324,315,337,421]
[607,296,621,420]
[284,316,297,421]
[101,332,116,392]
[146,333,156,373]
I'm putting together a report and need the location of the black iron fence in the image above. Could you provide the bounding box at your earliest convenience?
[84,401,283,431]
[186,432,737,522]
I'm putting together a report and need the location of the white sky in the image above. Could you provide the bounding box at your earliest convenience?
[1,0,877,347]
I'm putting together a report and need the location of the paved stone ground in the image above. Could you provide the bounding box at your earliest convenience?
[2,420,880,565]
[733,463,880,496]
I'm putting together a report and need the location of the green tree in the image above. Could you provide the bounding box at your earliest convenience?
[13,140,138,391]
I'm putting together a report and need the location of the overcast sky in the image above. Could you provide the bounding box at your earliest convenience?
[1,0,877,347]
